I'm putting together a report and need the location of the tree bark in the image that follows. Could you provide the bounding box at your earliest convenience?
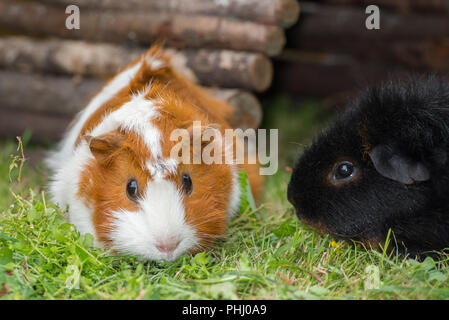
[38,0,301,27]
[0,1,285,56]
[0,37,273,91]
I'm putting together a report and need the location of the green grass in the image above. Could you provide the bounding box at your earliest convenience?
[1,95,449,299]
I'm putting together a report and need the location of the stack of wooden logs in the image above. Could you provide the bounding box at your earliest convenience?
[272,0,449,105]
[0,0,300,143]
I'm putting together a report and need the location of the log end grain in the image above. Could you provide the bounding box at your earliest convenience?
[206,88,263,129]
[249,54,273,92]
[265,27,287,57]
[227,91,263,129]
[277,0,301,28]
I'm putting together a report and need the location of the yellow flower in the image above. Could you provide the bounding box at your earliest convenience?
[331,240,341,249]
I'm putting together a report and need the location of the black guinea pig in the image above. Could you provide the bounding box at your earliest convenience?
[287,75,449,258]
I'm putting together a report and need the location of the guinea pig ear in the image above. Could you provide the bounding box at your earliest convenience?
[369,145,430,185]
[84,132,125,166]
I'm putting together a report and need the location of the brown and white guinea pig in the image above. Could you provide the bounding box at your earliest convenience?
[47,45,262,261]
[287,75,449,258]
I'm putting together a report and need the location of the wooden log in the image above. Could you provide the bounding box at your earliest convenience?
[0,108,72,144]
[289,3,449,44]
[274,50,449,107]
[384,41,449,71]
[205,88,263,130]
[272,50,411,98]
[0,70,102,117]
[286,3,449,70]
[0,1,285,56]
[167,48,273,92]
[0,37,143,78]
[325,0,449,14]
[38,0,301,28]
[0,70,263,131]
[0,37,273,91]
[284,40,449,71]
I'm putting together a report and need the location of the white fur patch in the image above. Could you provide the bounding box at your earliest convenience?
[149,59,164,70]
[47,60,143,171]
[145,51,166,71]
[146,158,178,180]
[108,180,197,261]
[47,141,104,247]
[90,91,162,158]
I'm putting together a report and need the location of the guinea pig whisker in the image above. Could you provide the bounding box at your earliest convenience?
[190,214,223,225]
[195,231,228,242]
[188,214,223,226]
[192,221,218,230]
[192,243,213,253]
[199,233,227,240]
[186,213,212,225]
[191,217,226,230]
[192,239,223,252]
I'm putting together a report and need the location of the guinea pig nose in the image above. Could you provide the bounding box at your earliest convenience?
[156,237,181,253]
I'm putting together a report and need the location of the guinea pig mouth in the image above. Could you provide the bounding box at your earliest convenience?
[291,203,311,223]
[157,251,180,262]
[293,206,304,219]
[294,210,331,235]
[293,207,378,245]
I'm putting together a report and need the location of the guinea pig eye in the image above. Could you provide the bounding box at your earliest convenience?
[181,173,193,195]
[126,179,139,201]
[331,161,359,184]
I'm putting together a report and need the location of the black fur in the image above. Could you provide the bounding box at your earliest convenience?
[287,75,449,258]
